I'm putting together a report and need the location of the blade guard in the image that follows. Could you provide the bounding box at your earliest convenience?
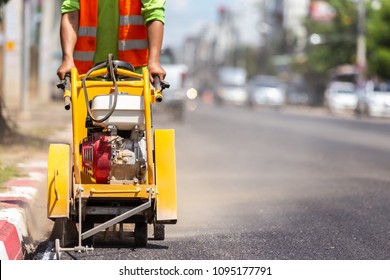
[47,144,72,219]
[154,129,177,223]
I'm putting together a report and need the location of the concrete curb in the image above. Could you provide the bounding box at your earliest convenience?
[0,166,45,260]
[0,220,23,260]
[0,101,70,260]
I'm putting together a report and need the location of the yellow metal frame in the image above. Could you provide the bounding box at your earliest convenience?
[47,66,177,224]
[154,129,177,223]
[47,144,71,218]
[69,67,156,200]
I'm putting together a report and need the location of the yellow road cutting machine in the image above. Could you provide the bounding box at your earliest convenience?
[47,54,177,258]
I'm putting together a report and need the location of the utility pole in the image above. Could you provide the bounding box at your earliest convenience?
[21,0,31,116]
[356,0,366,85]
[39,1,59,102]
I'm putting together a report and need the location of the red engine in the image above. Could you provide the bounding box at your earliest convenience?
[82,133,112,184]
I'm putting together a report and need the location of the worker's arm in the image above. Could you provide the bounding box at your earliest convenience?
[57,11,79,79]
[146,20,166,83]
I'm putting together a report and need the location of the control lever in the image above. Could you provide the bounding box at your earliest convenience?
[57,74,71,110]
[153,76,170,103]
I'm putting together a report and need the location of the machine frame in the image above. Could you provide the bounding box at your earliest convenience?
[47,61,177,258]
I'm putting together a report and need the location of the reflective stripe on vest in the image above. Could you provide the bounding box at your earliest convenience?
[120,15,144,26]
[119,40,148,51]
[74,51,95,61]
[74,0,148,74]
[78,26,97,37]
[118,0,148,67]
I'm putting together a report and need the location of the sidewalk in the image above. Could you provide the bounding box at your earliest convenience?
[0,100,72,259]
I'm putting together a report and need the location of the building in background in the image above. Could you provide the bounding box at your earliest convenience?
[1,0,313,112]
[182,0,311,91]
[284,0,311,53]
[2,0,23,111]
[2,0,60,114]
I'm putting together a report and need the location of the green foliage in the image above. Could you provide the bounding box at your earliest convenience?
[0,163,21,186]
[304,0,358,73]
[300,0,358,104]
[370,48,390,79]
[0,0,10,6]
[301,0,390,82]
[299,0,390,100]
[366,0,390,80]
[0,0,10,22]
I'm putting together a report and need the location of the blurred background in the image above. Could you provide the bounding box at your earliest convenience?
[3,1,390,260]
[0,0,390,127]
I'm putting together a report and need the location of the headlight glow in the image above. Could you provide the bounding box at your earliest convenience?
[186,88,198,99]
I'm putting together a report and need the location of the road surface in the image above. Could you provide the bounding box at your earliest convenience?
[31,104,390,260]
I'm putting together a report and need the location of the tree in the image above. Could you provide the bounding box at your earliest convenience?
[0,0,12,143]
[366,0,390,81]
[300,0,358,105]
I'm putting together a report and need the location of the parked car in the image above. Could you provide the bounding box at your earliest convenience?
[215,67,248,106]
[247,75,286,109]
[356,81,390,118]
[324,81,358,113]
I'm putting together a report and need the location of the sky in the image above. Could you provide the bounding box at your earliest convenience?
[163,0,236,48]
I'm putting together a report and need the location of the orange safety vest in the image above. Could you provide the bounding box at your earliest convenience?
[74,0,148,74]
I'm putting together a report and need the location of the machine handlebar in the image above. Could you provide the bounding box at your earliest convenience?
[57,72,170,109]
[57,74,71,110]
[153,76,170,103]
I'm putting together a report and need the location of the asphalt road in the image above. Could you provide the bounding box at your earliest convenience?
[32,103,390,260]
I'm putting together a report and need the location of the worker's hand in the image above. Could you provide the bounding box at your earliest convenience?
[57,58,75,80]
[148,62,166,84]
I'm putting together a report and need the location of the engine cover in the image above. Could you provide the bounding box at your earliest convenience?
[82,133,111,184]
[82,129,147,184]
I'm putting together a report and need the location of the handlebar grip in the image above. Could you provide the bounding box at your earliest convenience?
[153,76,163,102]
[153,76,162,91]
[155,92,163,103]
[64,74,71,91]
[64,95,71,111]
[63,74,71,110]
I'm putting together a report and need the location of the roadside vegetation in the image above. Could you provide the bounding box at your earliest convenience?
[301,0,390,104]
[0,160,22,188]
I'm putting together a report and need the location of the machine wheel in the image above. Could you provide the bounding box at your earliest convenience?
[153,224,165,240]
[134,222,148,247]
[49,217,78,247]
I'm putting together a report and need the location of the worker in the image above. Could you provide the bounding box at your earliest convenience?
[57,0,166,83]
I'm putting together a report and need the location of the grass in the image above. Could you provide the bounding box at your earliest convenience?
[0,101,69,191]
[0,160,24,189]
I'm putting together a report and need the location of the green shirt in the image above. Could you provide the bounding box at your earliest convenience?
[61,0,165,69]
[61,0,165,24]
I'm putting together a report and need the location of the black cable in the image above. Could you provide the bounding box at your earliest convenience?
[82,54,119,123]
